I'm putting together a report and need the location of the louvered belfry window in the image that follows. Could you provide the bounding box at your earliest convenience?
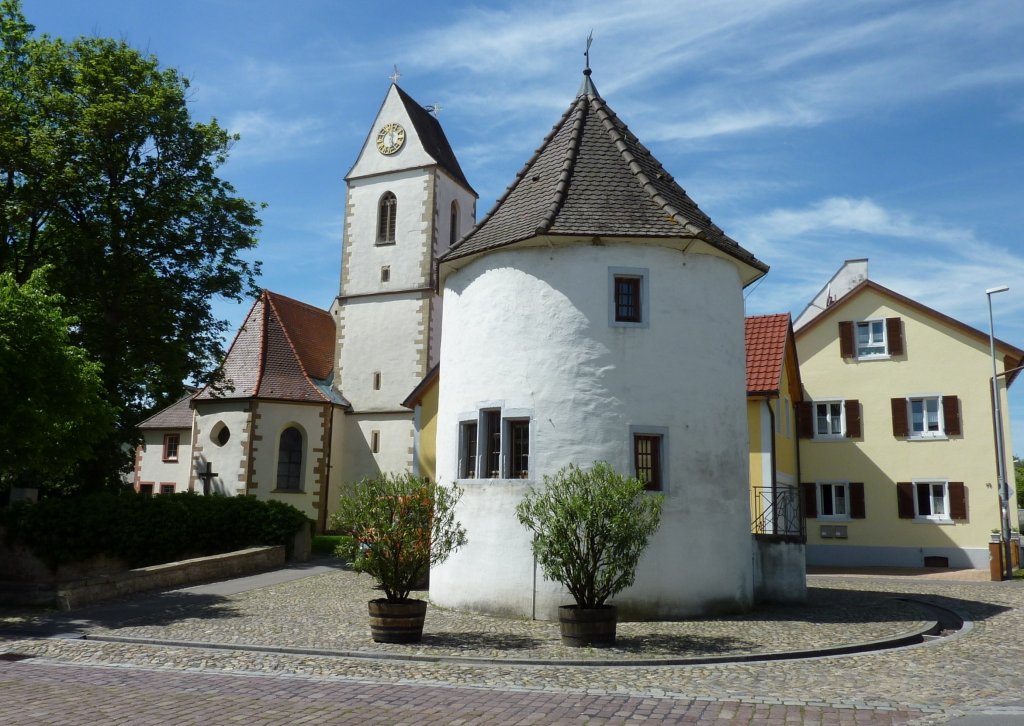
[378,192,397,243]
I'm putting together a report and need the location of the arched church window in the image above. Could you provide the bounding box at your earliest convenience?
[276,426,303,491]
[378,192,397,244]
[449,200,459,247]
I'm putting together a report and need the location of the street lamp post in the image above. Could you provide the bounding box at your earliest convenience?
[986,285,1012,580]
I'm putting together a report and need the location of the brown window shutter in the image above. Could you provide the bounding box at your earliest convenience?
[802,483,817,518]
[886,317,904,356]
[948,482,967,520]
[796,401,814,439]
[897,482,915,518]
[891,398,909,437]
[849,482,866,519]
[942,396,961,436]
[845,400,861,438]
[838,321,855,358]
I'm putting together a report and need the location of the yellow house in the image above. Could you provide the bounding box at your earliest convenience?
[794,262,1024,569]
[746,314,804,537]
[402,364,439,482]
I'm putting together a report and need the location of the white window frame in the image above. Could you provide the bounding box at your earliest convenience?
[608,267,650,328]
[855,319,887,359]
[813,399,845,439]
[913,479,951,523]
[906,394,945,439]
[816,481,850,520]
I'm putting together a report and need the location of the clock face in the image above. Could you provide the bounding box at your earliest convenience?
[375,122,406,155]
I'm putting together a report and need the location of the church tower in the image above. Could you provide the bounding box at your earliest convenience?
[333,82,476,485]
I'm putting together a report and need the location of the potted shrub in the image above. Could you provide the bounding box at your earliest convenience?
[515,462,663,647]
[331,473,467,643]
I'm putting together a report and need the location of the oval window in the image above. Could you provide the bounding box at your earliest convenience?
[212,422,230,447]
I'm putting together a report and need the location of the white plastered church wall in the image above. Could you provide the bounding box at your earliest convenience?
[249,400,326,520]
[431,242,754,620]
[193,402,251,495]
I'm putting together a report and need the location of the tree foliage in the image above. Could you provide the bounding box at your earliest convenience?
[0,269,113,489]
[0,0,261,489]
[331,474,468,602]
[516,462,663,609]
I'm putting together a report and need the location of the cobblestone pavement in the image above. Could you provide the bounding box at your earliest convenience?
[2,567,1023,724]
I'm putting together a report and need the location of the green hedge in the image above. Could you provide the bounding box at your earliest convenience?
[2,492,309,570]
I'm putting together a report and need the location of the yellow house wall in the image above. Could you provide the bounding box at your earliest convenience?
[797,290,1016,566]
[747,354,801,529]
[419,380,439,482]
[774,356,799,482]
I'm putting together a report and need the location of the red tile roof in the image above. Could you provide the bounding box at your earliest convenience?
[195,290,336,403]
[745,313,792,395]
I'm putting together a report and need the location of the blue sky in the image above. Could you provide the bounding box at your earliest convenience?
[22,0,1024,453]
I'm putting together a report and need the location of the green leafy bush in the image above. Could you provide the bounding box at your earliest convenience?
[330,473,467,602]
[2,492,308,570]
[516,462,663,609]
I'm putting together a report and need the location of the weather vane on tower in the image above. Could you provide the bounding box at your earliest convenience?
[389,65,401,84]
[584,30,593,72]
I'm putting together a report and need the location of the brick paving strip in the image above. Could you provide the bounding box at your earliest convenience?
[0,658,928,725]
[3,567,1024,724]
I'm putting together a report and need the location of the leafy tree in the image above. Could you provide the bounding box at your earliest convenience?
[516,462,663,610]
[0,269,113,491]
[331,474,467,603]
[1015,456,1024,509]
[0,0,262,490]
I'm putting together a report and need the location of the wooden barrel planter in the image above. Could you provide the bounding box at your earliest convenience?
[368,598,428,643]
[558,605,617,647]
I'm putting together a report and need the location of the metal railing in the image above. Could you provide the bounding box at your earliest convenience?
[751,485,804,538]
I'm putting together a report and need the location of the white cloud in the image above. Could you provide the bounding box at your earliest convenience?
[224,111,330,164]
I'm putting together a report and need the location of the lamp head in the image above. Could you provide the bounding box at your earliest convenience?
[987,285,1010,295]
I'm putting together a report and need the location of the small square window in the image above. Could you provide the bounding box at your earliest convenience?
[160,484,175,495]
[381,266,390,283]
[139,483,154,496]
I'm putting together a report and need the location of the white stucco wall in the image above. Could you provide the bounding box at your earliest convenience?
[431,242,755,620]
[249,401,328,521]
[193,402,251,495]
[335,412,415,490]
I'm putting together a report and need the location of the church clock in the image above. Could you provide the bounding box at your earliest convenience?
[375,122,406,155]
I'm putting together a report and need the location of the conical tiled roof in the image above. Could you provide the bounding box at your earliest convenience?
[440,73,767,280]
[194,290,343,404]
